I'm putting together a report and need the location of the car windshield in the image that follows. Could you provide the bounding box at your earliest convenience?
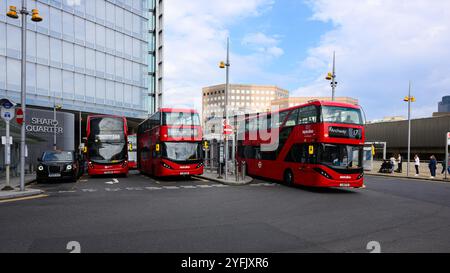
[322,106,363,125]
[42,151,73,162]
[162,142,202,163]
[318,144,363,169]
[162,112,201,126]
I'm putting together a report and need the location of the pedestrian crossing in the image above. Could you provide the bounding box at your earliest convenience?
[51,182,278,194]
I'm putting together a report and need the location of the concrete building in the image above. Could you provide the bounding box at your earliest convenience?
[367,116,406,124]
[0,0,164,178]
[365,115,450,159]
[202,84,289,125]
[271,96,358,109]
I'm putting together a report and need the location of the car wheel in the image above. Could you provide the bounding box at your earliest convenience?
[284,170,294,187]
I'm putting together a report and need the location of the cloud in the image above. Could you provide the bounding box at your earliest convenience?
[164,0,275,111]
[242,32,284,58]
[295,0,450,120]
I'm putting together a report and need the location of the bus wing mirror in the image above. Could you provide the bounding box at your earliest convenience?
[155,144,160,152]
[308,145,314,155]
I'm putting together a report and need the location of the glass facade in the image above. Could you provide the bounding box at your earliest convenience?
[0,0,160,118]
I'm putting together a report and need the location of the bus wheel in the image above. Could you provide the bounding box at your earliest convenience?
[284,170,294,187]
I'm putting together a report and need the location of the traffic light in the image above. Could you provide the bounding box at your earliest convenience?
[325,72,333,81]
[31,8,43,22]
[404,96,416,102]
[219,61,225,69]
[7,6,19,19]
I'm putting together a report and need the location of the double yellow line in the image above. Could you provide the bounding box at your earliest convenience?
[0,194,48,204]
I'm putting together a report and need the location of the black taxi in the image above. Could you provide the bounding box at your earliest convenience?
[36,150,81,183]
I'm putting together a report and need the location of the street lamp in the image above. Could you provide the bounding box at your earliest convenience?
[219,38,230,181]
[404,81,415,177]
[325,51,337,101]
[6,3,43,191]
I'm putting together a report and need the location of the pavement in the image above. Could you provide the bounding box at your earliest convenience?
[197,169,253,185]
[366,161,450,182]
[1,171,450,253]
[0,174,43,201]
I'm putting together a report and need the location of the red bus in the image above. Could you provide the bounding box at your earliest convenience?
[237,101,365,188]
[127,134,138,169]
[137,108,204,177]
[86,115,129,176]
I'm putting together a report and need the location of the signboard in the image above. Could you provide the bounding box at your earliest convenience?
[16,108,24,125]
[223,124,233,135]
[1,107,15,122]
[328,126,362,139]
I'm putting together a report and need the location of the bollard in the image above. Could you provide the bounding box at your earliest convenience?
[235,160,240,182]
[241,161,246,181]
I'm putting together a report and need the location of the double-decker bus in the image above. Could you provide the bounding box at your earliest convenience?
[86,115,129,176]
[127,134,138,169]
[237,101,365,188]
[137,108,204,177]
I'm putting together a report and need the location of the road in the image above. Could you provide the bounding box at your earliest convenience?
[1,172,450,253]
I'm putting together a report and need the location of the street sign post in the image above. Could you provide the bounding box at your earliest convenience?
[445,133,450,180]
[1,99,16,191]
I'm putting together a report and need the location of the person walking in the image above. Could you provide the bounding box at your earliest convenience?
[441,159,447,175]
[397,154,403,173]
[429,155,437,179]
[414,154,420,177]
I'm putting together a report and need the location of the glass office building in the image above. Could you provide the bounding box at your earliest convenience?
[0,0,164,118]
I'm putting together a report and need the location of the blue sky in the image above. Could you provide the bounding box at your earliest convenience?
[164,0,450,121]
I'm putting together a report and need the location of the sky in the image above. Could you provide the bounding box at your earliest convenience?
[164,0,450,121]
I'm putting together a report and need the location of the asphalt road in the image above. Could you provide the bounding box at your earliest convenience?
[1,172,450,253]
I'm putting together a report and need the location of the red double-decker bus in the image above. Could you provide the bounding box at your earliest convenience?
[237,101,365,188]
[86,115,129,176]
[137,108,204,177]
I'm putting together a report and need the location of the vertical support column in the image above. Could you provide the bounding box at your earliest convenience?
[19,0,28,192]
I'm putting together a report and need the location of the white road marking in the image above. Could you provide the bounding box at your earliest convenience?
[197,185,214,188]
[212,184,229,188]
[180,185,197,189]
[113,178,119,183]
[81,189,97,192]
[145,187,162,190]
[105,188,121,192]
[58,190,77,193]
[126,187,143,191]
[163,186,180,190]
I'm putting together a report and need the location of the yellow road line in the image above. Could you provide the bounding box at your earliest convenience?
[0,194,48,204]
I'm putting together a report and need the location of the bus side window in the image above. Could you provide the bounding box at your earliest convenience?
[284,109,299,127]
[298,106,319,124]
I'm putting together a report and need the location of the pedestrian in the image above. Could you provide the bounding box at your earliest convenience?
[429,155,437,179]
[441,160,447,175]
[397,154,402,173]
[414,154,420,177]
[390,155,396,174]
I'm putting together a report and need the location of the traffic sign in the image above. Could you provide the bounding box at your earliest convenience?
[1,107,15,122]
[223,124,233,135]
[16,108,24,125]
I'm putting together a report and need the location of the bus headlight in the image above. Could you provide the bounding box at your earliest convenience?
[313,168,332,179]
[196,162,204,169]
[161,162,172,169]
[66,165,72,171]
[357,173,364,180]
[38,165,44,171]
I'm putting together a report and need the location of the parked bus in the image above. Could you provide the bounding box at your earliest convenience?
[137,108,204,177]
[86,115,129,176]
[237,101,365,188]
[128,134,138,169]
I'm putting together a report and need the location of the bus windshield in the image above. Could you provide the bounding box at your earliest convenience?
[319,144,363,169]
[162,112,201,126]
[88,117,127,163]
[322,106,363,125]
[162,142,202,163]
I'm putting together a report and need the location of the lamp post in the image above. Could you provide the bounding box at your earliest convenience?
[325,51,337,101]
[404,81,415,177]
[6,3,43,191]
[219,38,230,181]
